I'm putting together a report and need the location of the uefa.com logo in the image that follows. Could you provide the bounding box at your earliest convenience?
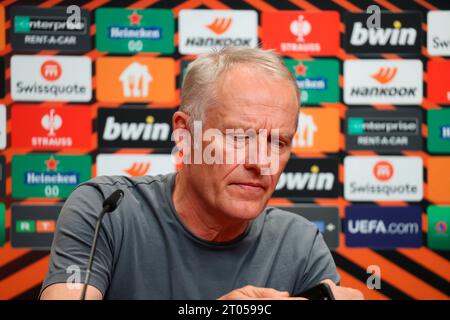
[170,121,282,176]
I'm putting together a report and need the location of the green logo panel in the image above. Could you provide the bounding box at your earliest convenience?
[95,8,174,54]
[0,204,5,247]
[284,59,340,105]
[427,110,450,153]
[14,16,30,33]
[427,206,450,250]
[348,118,364,135]
[12,154,91,199]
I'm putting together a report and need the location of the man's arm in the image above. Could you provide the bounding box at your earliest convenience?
[39,183,114,300]
[40,284,102,300]
[295,228,341,292]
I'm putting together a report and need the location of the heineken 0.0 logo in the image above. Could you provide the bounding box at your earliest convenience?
[12,154,91,199]
[95,8,174,54]
[284,59,339,104]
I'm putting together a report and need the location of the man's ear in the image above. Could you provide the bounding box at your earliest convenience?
[172,111,190,131]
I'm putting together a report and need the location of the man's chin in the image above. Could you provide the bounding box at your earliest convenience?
[221,199,266,221]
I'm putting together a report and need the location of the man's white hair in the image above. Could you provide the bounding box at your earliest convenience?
[180,47,300,124]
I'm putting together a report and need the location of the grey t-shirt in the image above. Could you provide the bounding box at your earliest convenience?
[41,173,339,299]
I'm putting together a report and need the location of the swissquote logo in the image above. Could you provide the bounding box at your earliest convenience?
[344,59,422,105]
[40,60,61,81]
[11,105,91,150]
[344,156,423,202]
[427,11,450,56]
[179,10,257,54]
[273,158,339,199]
[11,55,92,102]
[262,11,340,55]
[96,154,176,177]
[345,12,422,54]
[97,108,174,149]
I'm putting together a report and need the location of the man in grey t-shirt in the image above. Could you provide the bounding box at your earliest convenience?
[40,47,363,300]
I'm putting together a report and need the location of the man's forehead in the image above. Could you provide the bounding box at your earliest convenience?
[212,111,297,137]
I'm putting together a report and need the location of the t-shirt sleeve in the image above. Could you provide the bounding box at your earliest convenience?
[294,229,340,293]
[39,184,114,298]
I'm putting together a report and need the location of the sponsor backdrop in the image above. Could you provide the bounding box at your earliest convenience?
[0,0,449,300]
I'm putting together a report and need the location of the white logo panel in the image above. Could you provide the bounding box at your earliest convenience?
[179,10,258,54]
[427,11,450,56]
[344,156,423,201]
[344,59,422,105]
[96,154,176,177]
[11,55,92,102]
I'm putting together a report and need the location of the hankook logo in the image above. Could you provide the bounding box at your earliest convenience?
[344,59,422,105]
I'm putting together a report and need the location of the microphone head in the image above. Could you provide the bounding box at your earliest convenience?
[103,190,124,213]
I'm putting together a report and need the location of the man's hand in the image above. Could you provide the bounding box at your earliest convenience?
[218,285,306,300]
[321,279,364,300]
[219,281,364,300]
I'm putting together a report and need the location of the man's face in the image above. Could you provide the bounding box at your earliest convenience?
[185,66,299,222]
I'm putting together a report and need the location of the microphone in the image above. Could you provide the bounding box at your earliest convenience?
[80,189,124,300]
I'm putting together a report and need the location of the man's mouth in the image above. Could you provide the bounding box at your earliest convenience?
[229,182,266,192]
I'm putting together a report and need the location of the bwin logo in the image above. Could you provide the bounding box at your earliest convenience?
[350,20,417,47]
[276,165,335,191]
[102,115,170,142]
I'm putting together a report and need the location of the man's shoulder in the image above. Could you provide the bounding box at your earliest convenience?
[72,173,175,202]
[79,174,173,190]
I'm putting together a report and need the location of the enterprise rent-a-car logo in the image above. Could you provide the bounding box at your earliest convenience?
[11,6,91,52]
[346,108,422,152]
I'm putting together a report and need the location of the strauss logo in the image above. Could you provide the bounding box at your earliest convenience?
[41,109,62,137]
[290,15,311,42]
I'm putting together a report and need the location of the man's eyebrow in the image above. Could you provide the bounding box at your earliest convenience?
[217,120,295,139]
[276,131,294,141]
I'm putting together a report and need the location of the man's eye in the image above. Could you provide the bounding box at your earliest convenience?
[268,137,286,149]
[234,135,247,142]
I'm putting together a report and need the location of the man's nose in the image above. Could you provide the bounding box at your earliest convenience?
[243,144,271,174]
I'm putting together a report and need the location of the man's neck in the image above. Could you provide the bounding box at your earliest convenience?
[172,171,249,243]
